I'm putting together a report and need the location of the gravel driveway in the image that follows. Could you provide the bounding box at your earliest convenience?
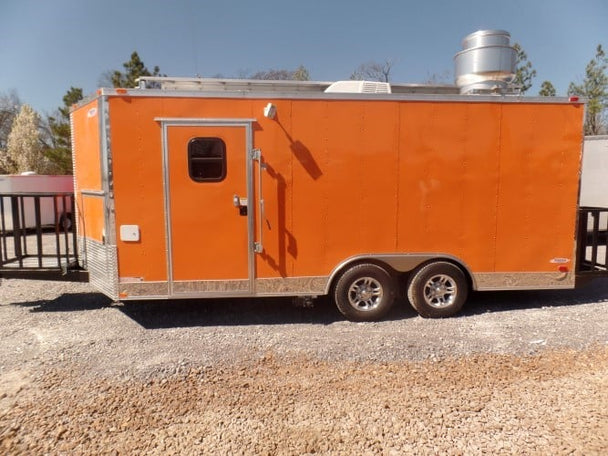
[1,277,607,454]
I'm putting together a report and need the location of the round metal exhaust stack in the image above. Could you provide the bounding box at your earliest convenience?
[454,30,517,94]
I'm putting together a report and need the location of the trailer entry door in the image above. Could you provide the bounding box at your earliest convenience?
[164,121,253,296]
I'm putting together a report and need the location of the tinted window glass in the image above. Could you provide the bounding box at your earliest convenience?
[188,137,226,182]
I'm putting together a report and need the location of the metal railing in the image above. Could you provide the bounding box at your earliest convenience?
[576,207,608,276]
[0,192,87,281]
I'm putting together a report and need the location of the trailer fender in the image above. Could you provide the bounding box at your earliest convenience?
[325,254,477,295]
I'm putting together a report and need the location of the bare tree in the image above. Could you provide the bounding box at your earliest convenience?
[424,70,452,85]
[292,65,310,81]
[97,70,114,88]
[350,59,395,82]
[250,65,310,81]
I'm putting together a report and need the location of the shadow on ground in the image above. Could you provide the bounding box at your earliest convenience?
[119,278,608,329]
[118,296,417,329]
[12,293,112,312]
[463,277,608,316]
[119,297,339,328]
[10,278,608,329]
[9,291,413,328]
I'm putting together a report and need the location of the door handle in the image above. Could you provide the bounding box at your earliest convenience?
[233,194,248,216]
[254,152,265,254]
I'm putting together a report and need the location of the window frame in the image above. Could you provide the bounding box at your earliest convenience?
[187,137,227,183]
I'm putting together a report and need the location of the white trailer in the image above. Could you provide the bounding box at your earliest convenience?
[0,175,74,230]
[581,136,608,208]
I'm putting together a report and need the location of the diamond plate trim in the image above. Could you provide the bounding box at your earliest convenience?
[255,276,328,295]
[172,280,250,294]
[82,237,118,300]
[473,271,575,291]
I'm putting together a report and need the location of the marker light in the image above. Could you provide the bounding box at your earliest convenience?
[264,103,277,119]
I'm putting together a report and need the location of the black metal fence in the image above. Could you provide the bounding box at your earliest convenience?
[0,192,87,281]
[576,207,608,276]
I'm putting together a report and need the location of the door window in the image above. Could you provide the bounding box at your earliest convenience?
[188,137,226,182]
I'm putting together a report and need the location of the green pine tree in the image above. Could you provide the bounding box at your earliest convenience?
[538,81,556,97]
[513,43,537,94]
[45,87,83,174]
[568,45,608,135]
[111,51,162,88]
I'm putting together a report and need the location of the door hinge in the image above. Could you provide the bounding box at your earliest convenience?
[250,148,261,160]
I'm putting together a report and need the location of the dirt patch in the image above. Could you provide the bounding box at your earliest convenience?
[1,277,608,454]
[1,349,607,455]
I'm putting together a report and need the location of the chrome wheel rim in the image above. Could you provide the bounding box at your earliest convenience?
[423,274,457,308]
[347,277,383,311]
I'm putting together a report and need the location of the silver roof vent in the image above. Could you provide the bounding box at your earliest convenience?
[454,29,517,94]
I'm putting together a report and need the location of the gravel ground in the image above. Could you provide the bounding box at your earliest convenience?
[0,277,607,454]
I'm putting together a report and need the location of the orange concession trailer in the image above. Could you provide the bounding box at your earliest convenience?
[1,77,606,321]
[59,77,605,320]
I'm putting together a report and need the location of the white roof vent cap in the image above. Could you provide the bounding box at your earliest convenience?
[325,80,391,94]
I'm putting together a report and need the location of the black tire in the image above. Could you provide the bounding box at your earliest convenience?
[333,263,396,322]
[407,261,468,318]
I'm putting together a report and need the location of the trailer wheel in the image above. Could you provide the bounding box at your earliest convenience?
[407,261,468,318]
[333,263,396,322]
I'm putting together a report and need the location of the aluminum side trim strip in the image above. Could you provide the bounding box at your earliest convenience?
[473,272,575,290]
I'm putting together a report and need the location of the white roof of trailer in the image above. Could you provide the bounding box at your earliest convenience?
[73,77,583,110]
[136,76,460,95]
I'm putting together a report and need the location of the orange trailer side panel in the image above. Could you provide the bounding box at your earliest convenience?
[251,100,295,279]
[108,97,167,281]
[100,94,583,290]
[286,100,401,276]
[72,99,104,243]
[494,103,582,271]
[397,102,502,272]
[72,99,102,192]
[78,196,105,242]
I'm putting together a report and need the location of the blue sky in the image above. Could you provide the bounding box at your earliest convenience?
[1,0,606,114]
